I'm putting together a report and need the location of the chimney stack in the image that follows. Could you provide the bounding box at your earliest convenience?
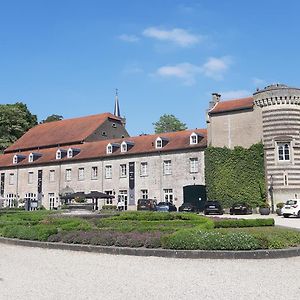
[209,93,221,109]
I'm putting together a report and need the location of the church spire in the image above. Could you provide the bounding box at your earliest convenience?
[114,88,121,117]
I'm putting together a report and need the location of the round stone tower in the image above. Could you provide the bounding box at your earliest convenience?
[254,84,300,205]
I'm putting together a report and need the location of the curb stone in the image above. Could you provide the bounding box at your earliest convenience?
[1,237,300,259]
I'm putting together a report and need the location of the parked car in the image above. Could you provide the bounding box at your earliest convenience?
[282,199,300,218]
[137,199,157,211]
[230,203,252,215]
[178,202,198,212]
[204,201,223,215]
[156,202,177,212]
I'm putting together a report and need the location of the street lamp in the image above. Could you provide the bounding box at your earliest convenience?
[269,175,274,213]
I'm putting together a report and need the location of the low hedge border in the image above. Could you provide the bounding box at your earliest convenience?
[1,236,300,260]
[213,218,275,228]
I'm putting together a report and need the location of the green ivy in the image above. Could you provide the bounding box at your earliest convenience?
[205,143,266,208]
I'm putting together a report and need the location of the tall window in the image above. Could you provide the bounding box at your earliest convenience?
[65,169,72,181]
[141,189,148,199]
[163,189,173,203]
[91,166,98,180]
[49,170,55,182]
[105,165,112,179]
[9,173,14,185]
[120,164,127,177]
[163,160,172,175]
[190,158,199,173]
[78,168,85,181]
[140,162,148,176]
[105,190,113,205]
[28,172,34,184]
[278,143,290,161]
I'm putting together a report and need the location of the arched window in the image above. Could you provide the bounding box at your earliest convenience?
[278,143,290,161]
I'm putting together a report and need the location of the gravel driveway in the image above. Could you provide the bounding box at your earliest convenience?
[1,243,300,300]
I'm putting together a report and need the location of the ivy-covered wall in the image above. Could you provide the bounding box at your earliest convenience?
[205,143,266,208]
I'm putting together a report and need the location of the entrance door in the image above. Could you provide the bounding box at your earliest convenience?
[183,185,207,211]
[49,193,55,210]
[119,190,128,210]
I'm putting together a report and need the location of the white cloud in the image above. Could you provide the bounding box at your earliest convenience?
[156,63,201,85]
[118,34,139,42]
[201,56,232,80]
[143,27,201,47]
[220,90,251,100]
[155,56,232,85]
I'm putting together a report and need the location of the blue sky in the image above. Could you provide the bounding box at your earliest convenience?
[1,0,300,135]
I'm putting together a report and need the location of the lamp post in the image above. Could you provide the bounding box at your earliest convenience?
[269,175,274,214]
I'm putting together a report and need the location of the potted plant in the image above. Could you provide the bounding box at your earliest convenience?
[276,202,284,216]
[259,203,270,215]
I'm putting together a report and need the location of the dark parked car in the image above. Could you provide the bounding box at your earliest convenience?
[156,202,177,212]
[230,203,252,215]
[204,201,223,215]
[137,199,157,211]
[178,202,198,212]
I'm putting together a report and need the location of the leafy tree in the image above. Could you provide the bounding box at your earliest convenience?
[0,102,37,152]
[41,114,63,123]
[153,114,187,133]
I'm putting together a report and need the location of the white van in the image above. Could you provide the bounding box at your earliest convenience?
[282,199,300,218]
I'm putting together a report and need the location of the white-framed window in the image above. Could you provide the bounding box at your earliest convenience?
[56,149,62,160]
[278,142,290,161]
[141,189,148,199]
[140,162,148,176]
[105,165,112,179]
[163,160,172,175]
[13,155,18,164]
[67,148,73,158]
[49,170,55,182]
[105,190,113,205]
[106,144,113,154]
[65,169,72,181]
[190,158,199,173]
[28,153,34,163]
[121,142,127,153]
[9,173,14,185]
[28,171,34,184]
[120,164,127,177]
[91,166,98,180]
[190,133,198,145]
[49,193,55,210]
[78,168,85,181]
[155,137,163,149]
[163,189,173,203]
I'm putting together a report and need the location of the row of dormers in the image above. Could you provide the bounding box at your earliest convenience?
[11,132,202,164]
[106,132,202,154]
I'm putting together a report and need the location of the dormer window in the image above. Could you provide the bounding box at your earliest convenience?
[107,144,113,154]
[190,132,198,145]
[56,150,62,160]
[56,149,67,160]
[28,152,42,163]
[67,148,80,158]
[121,141,134,153]
[155,137,168,149]
[12,154,26,164]
[106,143,120,154]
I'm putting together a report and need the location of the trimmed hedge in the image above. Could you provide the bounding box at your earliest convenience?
[213,218,274,228]
[205,143,266,208]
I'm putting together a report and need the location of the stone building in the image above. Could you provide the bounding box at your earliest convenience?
[0,105,207,210]
[207,83,300,206]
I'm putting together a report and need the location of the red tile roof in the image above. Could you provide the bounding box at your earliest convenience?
[5,113,121,153]
[0,129,207,168]
[209,97,254,114]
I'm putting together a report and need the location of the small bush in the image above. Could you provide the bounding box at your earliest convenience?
[102,205,117,210]
[213,218,274,228]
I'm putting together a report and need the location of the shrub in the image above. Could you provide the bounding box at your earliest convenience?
[213,218,274,228]
[162,229,261,250]
[102,205,117,210]
[276,202,284,209]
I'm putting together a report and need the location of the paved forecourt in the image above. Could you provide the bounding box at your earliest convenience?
[1,243,300,300]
